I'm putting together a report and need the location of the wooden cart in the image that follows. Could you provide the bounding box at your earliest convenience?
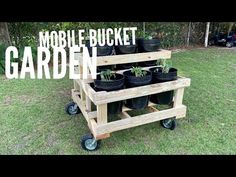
[65,49,191,151]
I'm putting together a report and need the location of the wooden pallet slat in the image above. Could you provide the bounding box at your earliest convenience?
[95,105,187,135]
[96,50,171,66]
[92,77,191,105]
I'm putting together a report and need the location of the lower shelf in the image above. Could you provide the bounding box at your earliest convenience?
[72,89,187,140]
[94,105,186,136]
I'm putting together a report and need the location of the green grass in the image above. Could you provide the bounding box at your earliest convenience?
[1,47,236,154]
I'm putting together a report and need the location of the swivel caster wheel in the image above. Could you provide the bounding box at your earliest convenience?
[65,102,81,115]
[160,117,176,130]
[81,134,101,151]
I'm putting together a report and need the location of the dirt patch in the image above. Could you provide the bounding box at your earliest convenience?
[105,141,115,148]
[17,95,32,104]
[2,96,13,105]
[47,133,57,147]
[14,143,25,151]
[172,49,187,53]
[57,89,71,98]
[230,64,236,69]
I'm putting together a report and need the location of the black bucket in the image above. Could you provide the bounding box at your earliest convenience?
[115,41,137,69]
[150,91,174,104]
[85,40,114,72]
[94,73,125,115]
[149,67,177,105]
[123,70,152,109]
[138,38,161,52]
[85,40,113,57]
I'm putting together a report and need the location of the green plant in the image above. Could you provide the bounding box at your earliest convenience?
[100,69,116,81]
[131,66,147,77]
[143,33,152,40]
[0,43,7,74]
[159,59,172,73]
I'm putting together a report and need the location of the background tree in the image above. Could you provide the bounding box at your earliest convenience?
[0,22,11,45]
[204,22,210,47]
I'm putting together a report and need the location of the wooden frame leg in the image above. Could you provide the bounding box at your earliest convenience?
[73,80,80,91]
[80,87,86,101]
[173,88,186,119]
[95,104,110,139]
[173,88,185,107]
[97,104,108,125]
[86,96,92,111]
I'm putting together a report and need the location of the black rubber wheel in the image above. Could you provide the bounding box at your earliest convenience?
[226,41,233,48]
[65,102,80,115]
[81,134,101,151]
[160,118,176,130]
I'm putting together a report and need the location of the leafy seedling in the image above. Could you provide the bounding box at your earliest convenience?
[100,69,116,81]
[131,66,147,77]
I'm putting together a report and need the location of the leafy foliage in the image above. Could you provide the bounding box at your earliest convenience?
[0,43,7,74]
[100,69,115,81]
[159,59,172,73]
[1,22,233,74]
[131,66,147,77]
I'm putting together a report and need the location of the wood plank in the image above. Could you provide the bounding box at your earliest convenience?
[73,80,80,91]
[173,88,185,108]
[115,66,161,75]
[147,106,159,113]
[71,89,97,121]
[87,111,97,119]
[96,50,171,66]
[87,118,110,140]
[80,88,86,101]
[122,105,133,112]
[86,96,92,111]
[93,78,191,105]
[72,89,89,122]
[148,101,157,107]
[97,104,108,125]
[95,133,111,140]
[88,118,97,134]
[122,102,157,112]
[75,80,96,103]
[118,112,131,119]
[95,105,186,135]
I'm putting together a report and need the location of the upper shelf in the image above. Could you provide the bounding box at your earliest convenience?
[96,49,171,66]
[76,49,171,66]
[79,76,191,105]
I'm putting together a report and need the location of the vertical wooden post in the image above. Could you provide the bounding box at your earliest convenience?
[73,80,80,91]
[79,64,86,101]
[97,104,107,125]
[173,88,185,108]
[86,96,92,111]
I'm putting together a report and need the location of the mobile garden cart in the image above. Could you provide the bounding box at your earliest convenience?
[65,50,191,151]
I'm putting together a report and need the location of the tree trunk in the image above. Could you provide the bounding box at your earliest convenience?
[143,22,145,37]
[227,22,234,35]
[186,22,191,47]
[0,22,11,45]
[204,22,210,47]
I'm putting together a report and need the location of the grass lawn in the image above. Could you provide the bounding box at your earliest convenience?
[0,47,236,154]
